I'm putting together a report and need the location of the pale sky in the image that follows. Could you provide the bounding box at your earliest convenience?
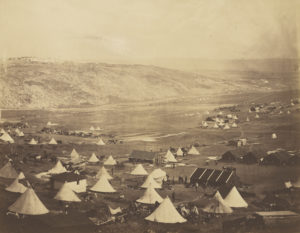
[0,0,299,63]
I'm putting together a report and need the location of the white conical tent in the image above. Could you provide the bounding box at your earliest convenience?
[5,178,27,193]
[130,164,148,176]
[0,132,14,143]
[141,175,161,189]
[0,162,18,178]
[109,206,121,215]
[8,188,49,215]
[96,138,105,145]
[96,166,113,180]
[203,191,233,214]
[224,186,248,208]
[176,147,184,156]
[255,114,260,119]
[96,126,101,131]
[272,133,277,139]
[213,123,219,128]
[246,117,250,122]
[29,138,37,145]
[224,123,230,129]
[70,149,80,163]
[137,183,163,204]
[17,131,24,137]
[188,146,200,155]
[145,196,186,223]
[15,128,20,134]
[47,121,52,126]
[54,182,81,202]
[150,169,167,184]
[48,160,67,174]
[90,175,116,193]
[164,150,177,163]
[104,155,117,165]
[88,153,99,163]
[202,121,208,127]
[17,172,25,180]
[90,126,95,131]
[232,122,237,128]
[0,128,6,134]
[49,138,57,145]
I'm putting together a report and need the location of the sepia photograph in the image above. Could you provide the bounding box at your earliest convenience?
[0,0,299,232]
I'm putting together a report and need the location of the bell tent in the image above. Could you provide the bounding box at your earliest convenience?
[130,164,148,176]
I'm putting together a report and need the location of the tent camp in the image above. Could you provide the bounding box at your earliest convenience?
[141,175,161,189]
[96,166,113,180]
[48,160,67,174]
[96,138,105,145]
[54,182,81,202]
[164,150,177,163]
[176,147,184,156]
[137,183,163,204]
[8,188,49,215]
[5,178,27,193]
[103,155,117,166]
[0,132,14,143]
[188,146,200,155]
[130,164,148,176]
[49,138,57,145]
[29,138,38,145]
[90,175,116,193]
[203,191,233,214]
[0,162,18,178]
[88,153,99,163]
[17,172,25,180]
[145,196,186,223]
[224,186,248,208]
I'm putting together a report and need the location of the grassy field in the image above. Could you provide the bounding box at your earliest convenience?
[0,90,299,233]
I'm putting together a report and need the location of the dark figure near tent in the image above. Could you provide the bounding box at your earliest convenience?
[185,176,187,184]
[111,168,114,176]
[195,182,199,191]
[154,201,159,208]
[172,176,175,185]
[172,191,176,202]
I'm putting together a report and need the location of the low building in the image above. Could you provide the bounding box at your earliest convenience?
[129,150,162,164]
[50,172,87,193]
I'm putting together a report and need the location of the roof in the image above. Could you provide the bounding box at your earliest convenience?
[129,150,157,160]
[255,211,299,217]
[51,172,85,182]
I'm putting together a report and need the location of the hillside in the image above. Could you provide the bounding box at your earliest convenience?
[0,58,295,109]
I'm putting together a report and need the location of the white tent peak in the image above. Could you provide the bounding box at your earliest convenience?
[96,138,105,145]
[137,183,163,204]
[145,196,186,223]
[188,146,200,155]
[88,153,99,163]
[48,160,67,174]
[17,172,25,180]
[0,132,14,143]
[104,155,117,165]
[141,175,161,189]
[8,188,49,215]
[224,186,248,208]
[176,147,184,156]
[164,150,177,163]
[131,164,148,176]
[96,166,112,180]
[29,138,38,145]
[0,161,18,178]
[49,137,57,145]
[5,178,27,193]
[90,175,116,193]
[54,182,81,202]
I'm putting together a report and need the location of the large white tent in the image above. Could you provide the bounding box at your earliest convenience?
[103,155,117,166]
[90,175,116,193]
[130,164,148,176]
[29,138,38,145]
[141,175,161,189]
[88,153,99,163]
[96,138,105,145]
[149,168,167,184]
[164,150,177,163]
[0,162,18,179]
[96,166,113,180]
[8,188,49,215]
[224,186,248,208]
[48,160,67,174]
[70,149,80,163]
[49,137,57,145]
[54,182,81,202]
[137,183,163,204]
[203,191,233,214]
[5,178,27,193]
[145,196,186,223]
[188,146,200,155]
[0,132,14,143]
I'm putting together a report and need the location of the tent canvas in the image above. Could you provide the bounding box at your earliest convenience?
[70,149,80,163]
[88,153,99,163]
[29,138,37,145]
[164,150,177,163]
[0,132,14,143]
[103,155,117,165]
[141,175,161,189]
[96,166,113,180]
[130,164,148,176]
[49,138,57,145]
[109,206,121,215]
[137,183,163,204]
[90,175,116,193]
[8,188,49,215]
[17,172,25,180]
[0,162,18,178]
[145,197,186,223]
[96,138,105,145]
[149,168,167,184]
[90,126,95,131]
[5,178,27,193]
[54,182,81,202]
[203,191,233,213]
[224,186,248,208]
[176,147,184,156]
[224,123,230,129]
[188,146,200,155]
[48,160,67,174]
